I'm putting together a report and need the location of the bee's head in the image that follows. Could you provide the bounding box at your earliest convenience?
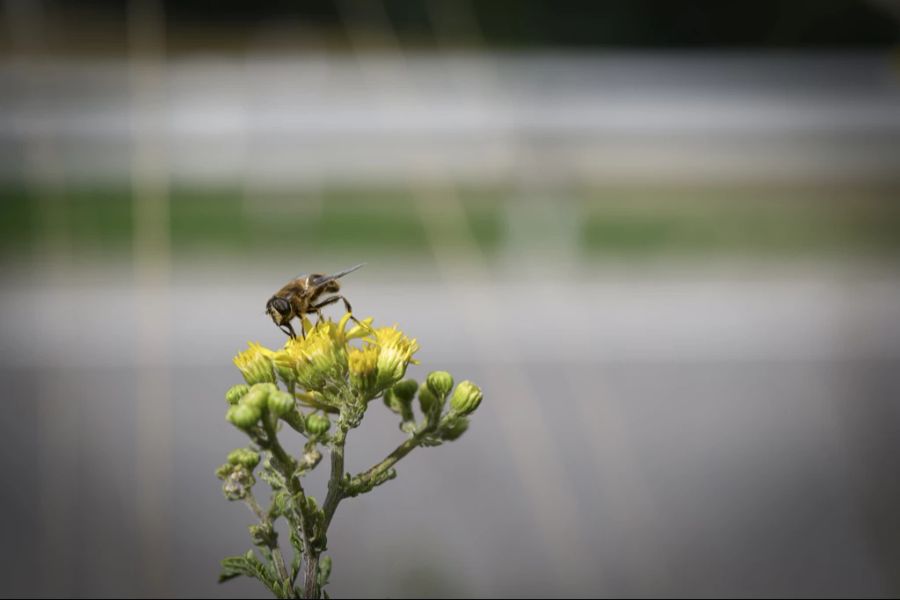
[266,296,292,324]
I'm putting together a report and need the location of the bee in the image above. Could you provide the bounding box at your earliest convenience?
[266,264,365,339]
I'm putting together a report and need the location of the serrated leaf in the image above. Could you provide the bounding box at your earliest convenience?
[317,555,332,588]
[289,528,304,583]
[218,550,284,597]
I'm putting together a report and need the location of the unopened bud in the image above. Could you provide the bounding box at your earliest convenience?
[450,381,483,416]
[227,448,260,469]
[440,416,470,441]
[306,413,331,435]
[227,403,261,429]
[242,385,270,411]
[418,382,440,415]
[215,463,232,480]
[392,379,418,403]
[267,390,295,417]
[426,371,454,399]
[225,384,250,405]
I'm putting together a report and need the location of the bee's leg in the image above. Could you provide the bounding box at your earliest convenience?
[336,295,361,325]
[310,295,340,314]
[311,295,361,325]
[296,318,305,339]
[280,322,297,339]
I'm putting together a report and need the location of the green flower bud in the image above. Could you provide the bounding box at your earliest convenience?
[242,385,270,411]
[418,382,440,415]
[392,379,418,403]
[426,371,454,399]
[440,416,469,441]
[384,381,416,432]
[306,413,331,435]
[227,448,261,469]
[227,403,261,429]
[225,384,250,405]
[215,463,232,480]
[267,390,295,417]
[450,380,483,415]
[382,388,398,413]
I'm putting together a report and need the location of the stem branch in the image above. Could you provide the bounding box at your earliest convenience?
[353,433,423,489]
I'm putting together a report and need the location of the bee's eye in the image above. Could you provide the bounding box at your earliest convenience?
[271,298,290,315]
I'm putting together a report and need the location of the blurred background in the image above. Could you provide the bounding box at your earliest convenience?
[2,0,900,597]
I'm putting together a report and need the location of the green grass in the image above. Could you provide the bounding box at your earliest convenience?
[579,187,900,257]
[2,184,899,261]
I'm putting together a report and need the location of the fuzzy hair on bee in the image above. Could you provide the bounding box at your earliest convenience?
[265,264,365,338]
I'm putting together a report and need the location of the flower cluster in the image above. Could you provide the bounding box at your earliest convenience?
[235,314,420,407]
[218,313,482,599]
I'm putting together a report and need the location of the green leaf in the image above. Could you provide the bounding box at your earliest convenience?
[318,555,332,588]
[289,528,304,583]
[218,550,283,597]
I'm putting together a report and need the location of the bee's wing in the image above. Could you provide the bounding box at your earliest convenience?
[309,263,366,287]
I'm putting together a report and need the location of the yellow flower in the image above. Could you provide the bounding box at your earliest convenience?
[233,342,276,385]
[368,326,419,390]
[233,315,410,403]
[344,315,374,341]
[274,313,377,393]
[282,319,344,390]
[348,345,378,393]
[271,348,297,385]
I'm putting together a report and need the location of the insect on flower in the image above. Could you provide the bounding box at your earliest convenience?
[265,264,365,339]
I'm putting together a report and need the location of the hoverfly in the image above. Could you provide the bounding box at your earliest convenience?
[266,264,365,339]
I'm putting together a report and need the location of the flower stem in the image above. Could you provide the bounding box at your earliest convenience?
[259,417,311,598]
[323,423,348,527]
[243,492,290,590]
[354,433,423,489]
[303,553,320,599]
